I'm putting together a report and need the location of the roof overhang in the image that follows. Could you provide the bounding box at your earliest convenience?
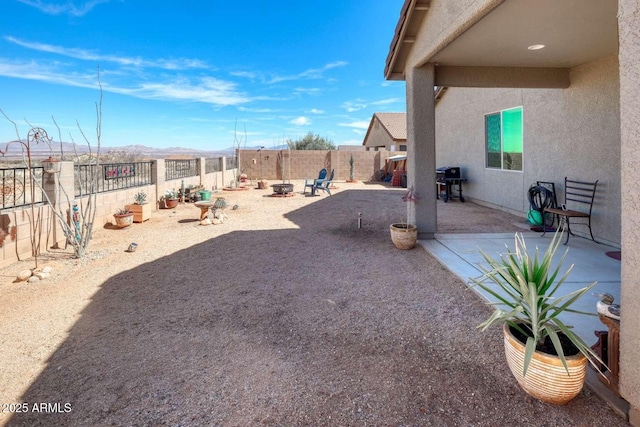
[385,0,619,82]
[385,0,431,80]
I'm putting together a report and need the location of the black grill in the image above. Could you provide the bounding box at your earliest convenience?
[436,166,466,202]
[436,166,461,180]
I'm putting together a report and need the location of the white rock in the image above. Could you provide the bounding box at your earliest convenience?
[42,266,53,273]
[34,272,49,280]
[17,270,32,281]
[28,276,40,283]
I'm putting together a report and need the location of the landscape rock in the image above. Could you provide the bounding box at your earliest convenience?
[17,270,32,281]
[27,276,40,283]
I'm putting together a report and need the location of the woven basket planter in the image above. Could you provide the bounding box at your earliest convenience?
[503,324,587,405]
[389,223,418,250]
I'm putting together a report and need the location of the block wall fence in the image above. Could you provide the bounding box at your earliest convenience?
[0,157,236,268]
[238,149,400,182]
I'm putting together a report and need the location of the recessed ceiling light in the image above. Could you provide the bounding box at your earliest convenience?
[528,44,546,51]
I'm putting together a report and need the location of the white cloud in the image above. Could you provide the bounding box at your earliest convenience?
[339,120,370,130]
[371,97,401,105]
[290,117,311,126]
[238,106,277,113]
[352,129,365,135]
[308,109,324,114]
[131,77,249,106]
[0,59,98,89]
[17,0,112,17]
[230,70,258,80]
[294,87,321,96]
[269,61,348,84]
[341,100,367,112]
[5,36,208,70]
[0,60,248,106]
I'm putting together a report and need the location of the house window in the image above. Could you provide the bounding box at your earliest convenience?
[399,144,407,151]
[485,106,523,171]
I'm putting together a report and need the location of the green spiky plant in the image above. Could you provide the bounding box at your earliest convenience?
[471,226,606,376]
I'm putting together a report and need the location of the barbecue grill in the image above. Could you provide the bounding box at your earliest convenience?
[436,166,466,202]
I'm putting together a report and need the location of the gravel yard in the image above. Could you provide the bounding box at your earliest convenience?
[0,180,627,426]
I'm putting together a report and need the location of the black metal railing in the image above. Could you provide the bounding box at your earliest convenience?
[0,167,45,209]
[226,157,237,170]
[205,157,223,174]
[165,159,198,181]
[74,162,153,196]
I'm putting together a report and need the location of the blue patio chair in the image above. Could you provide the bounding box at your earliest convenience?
[303,168,327,194]
[311,169,335,196]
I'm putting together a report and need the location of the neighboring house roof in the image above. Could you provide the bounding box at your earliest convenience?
[362,112,407,146]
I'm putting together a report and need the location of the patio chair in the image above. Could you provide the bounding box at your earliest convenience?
[303,168,327,194]
[543,177,598,245]
[311,169,335,196]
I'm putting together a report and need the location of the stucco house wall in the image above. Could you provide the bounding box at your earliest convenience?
[619,0,640,422]
[364,121,395,151]
[362,113,407,152]
[435,55,621,245]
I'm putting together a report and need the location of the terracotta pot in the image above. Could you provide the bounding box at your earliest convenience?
[389,223,417,249]
[163,198,179,209]
[503,324,587,405]
[113,213,134,228]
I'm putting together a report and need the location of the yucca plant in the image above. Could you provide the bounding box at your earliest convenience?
[471,226,605,376]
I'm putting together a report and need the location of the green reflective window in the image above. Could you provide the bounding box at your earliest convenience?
[485,113,501,168]
[485,107,523,171]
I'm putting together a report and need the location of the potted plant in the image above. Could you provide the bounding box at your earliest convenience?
[390,186,418,249]
[471,227,606,405]
[162,189,179,209]
[126,190,151,222]
[113,207,134,228]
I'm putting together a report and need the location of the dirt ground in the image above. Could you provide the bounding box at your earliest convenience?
[0,180,628,426]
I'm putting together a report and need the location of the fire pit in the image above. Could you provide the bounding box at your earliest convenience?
[271,183,294,195]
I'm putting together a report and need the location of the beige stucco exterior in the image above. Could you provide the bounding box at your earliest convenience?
[386,0,640,422]
[362,113,407,151]
[363,121,399,151]
[619,0,640,424]
[435,55,621,245]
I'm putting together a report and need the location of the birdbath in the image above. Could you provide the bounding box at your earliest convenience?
[194,201,215,221]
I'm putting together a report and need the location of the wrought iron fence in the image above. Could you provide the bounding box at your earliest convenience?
[0,167,45,209]
[205,157,223,173]
[74,162,153,196]
[226,156,237,170]
[165,159,198,181]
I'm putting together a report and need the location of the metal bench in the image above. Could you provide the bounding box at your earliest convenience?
[543,177,598,244]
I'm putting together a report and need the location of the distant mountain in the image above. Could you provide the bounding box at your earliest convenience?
[0,140,235,160]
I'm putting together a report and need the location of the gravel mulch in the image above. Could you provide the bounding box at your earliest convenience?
[0,181,627,426]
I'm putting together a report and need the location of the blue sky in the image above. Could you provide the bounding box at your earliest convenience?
[0,0,406,151]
